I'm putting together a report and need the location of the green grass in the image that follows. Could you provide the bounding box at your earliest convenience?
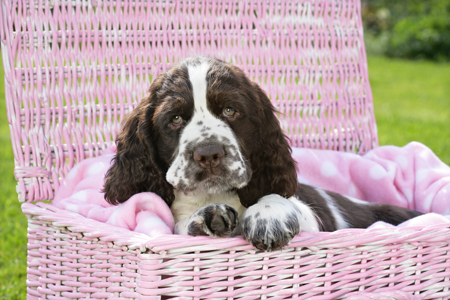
[369,56,450,165]
[0,56,28,299]
[0,55,449,299]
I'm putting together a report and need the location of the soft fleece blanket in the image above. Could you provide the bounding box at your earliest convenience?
[53,146,174,237]
[53,142,450,236]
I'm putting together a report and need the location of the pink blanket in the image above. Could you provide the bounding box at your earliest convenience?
[53,142,450,236]
[53,146,174,237]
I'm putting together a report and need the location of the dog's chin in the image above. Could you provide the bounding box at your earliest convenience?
[197,177,234,194]
[176,175,248,195]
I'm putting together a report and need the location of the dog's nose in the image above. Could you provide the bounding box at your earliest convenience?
[193,145,225,169]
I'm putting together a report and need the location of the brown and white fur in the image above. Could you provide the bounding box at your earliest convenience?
[103,57,421,251]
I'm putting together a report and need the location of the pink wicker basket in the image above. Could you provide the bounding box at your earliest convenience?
[1,0,449,299]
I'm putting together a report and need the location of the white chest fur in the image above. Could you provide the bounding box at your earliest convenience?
[170,190,247,225]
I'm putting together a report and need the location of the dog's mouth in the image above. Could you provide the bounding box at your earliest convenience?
[198,163,252,192]
[195,167,225,181]
[169,165,251,194]
[181,171,236,194]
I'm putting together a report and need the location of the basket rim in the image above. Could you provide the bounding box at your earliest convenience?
[23,202,450,255]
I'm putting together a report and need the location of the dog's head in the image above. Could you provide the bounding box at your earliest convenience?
[104,57,298,207]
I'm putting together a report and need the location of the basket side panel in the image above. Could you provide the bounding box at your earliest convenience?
[137,229,450,299]
[24,204,144,299]
[20,204,450,299]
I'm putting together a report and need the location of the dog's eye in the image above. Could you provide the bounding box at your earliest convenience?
[171,115,183,125]
[223,107,236,118]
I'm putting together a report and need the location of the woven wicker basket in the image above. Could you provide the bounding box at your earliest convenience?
[1,0,449,299]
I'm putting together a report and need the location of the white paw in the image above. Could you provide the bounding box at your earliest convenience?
[241,194,318,251]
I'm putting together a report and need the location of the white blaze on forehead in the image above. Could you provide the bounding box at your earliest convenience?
[187,61,210,114]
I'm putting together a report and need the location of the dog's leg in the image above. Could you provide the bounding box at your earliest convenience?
[297,184,423,230]
[240,194,320,251]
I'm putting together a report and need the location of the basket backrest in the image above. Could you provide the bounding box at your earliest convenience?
[0,0,377,203]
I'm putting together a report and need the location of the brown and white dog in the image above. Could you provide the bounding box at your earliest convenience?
[103,57,421,251]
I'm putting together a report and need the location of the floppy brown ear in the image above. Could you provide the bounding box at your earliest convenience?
[237,83,298,208]
[103,93,175,206]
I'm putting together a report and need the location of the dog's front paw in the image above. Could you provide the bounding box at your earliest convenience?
[241,194,302,251]
[187,204,239,238]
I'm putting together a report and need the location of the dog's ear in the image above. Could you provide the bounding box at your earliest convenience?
[103,79,175,206]
[237,83,298,208]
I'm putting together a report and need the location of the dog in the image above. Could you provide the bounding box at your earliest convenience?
[103,57,421,251]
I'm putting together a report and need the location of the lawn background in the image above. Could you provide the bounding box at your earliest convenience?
[0,55,449,299]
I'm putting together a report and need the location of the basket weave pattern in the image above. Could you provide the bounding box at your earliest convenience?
[23,203,450,299]
[2,0,449,299]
